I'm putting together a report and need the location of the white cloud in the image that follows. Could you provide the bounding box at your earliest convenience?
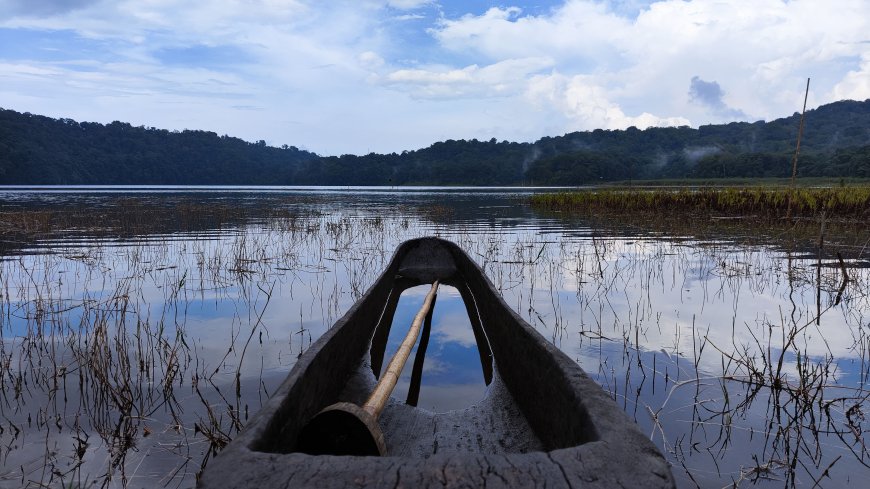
[433,4,629,69]
[387,0,433,9]
[392,13,426,21]
[0,62,64,77]
[380,57,554,98]
[831,54,870,101]
[526,72,689,130]
[3,1,311,43]
[433,312,478,348]
[430,0,870,125]
[359,51,386,69]
[420,356,447,374]
[1,1,869,155]
[0,0,99,17]
[615,0,870,117]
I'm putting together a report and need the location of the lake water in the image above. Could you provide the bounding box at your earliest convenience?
[0,186,867,488]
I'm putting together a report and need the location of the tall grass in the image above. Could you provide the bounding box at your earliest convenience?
[531,186,870,220]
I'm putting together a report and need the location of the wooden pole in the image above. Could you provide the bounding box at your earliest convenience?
[363,280,439,418]
[788,78,810,218]
[297,280,440,456]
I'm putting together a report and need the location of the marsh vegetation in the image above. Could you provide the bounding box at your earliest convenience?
[0,187,867,488]
[530,185,870,220]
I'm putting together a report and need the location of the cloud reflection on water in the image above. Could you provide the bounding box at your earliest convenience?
[0,187,867,488]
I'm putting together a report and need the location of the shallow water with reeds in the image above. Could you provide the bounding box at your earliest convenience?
[0,186,867,488]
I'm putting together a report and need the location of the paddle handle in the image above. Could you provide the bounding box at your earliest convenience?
[363,281,439,418]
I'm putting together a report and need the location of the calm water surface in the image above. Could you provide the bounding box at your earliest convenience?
[0,186,867,488]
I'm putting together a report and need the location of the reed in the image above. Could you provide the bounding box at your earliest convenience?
[1,193,868,488]
[530,186,870,220]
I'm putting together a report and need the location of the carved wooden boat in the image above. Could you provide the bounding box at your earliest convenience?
[198,237,675,488]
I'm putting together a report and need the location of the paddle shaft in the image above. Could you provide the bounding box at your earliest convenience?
[363,281,439,418]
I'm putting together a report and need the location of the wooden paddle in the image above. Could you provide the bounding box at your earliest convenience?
[297,281,440,456]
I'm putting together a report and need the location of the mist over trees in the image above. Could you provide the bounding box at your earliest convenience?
[2,99,869,186]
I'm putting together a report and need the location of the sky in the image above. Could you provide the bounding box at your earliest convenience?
[1,0,869,156]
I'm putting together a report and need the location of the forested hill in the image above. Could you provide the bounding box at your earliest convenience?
[0,110,318,185]
[2,99,870,185]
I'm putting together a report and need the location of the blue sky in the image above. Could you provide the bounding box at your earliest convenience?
[1,0,868,155]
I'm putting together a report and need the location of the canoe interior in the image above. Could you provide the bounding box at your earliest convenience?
[251,237,598,455]
[198,237,675,488]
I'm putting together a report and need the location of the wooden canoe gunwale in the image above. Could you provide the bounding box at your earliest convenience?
[199,237,675,488]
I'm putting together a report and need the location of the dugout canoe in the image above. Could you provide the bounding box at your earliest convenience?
[198,237,675,488]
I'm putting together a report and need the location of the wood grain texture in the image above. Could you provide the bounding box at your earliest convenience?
[199,237,675,488]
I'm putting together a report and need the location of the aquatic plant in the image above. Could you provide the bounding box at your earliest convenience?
[530,186,870,220]
[0,191,868,488]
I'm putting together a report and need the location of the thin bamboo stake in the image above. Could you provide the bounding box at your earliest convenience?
[787,77,810,219]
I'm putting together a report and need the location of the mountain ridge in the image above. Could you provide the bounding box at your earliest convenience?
[2,99,869,185]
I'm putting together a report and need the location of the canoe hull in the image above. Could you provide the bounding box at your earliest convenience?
[199,237,675,488]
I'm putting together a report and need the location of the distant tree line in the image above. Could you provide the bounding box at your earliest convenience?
[2,99,869,186]
[0,111,318,184]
